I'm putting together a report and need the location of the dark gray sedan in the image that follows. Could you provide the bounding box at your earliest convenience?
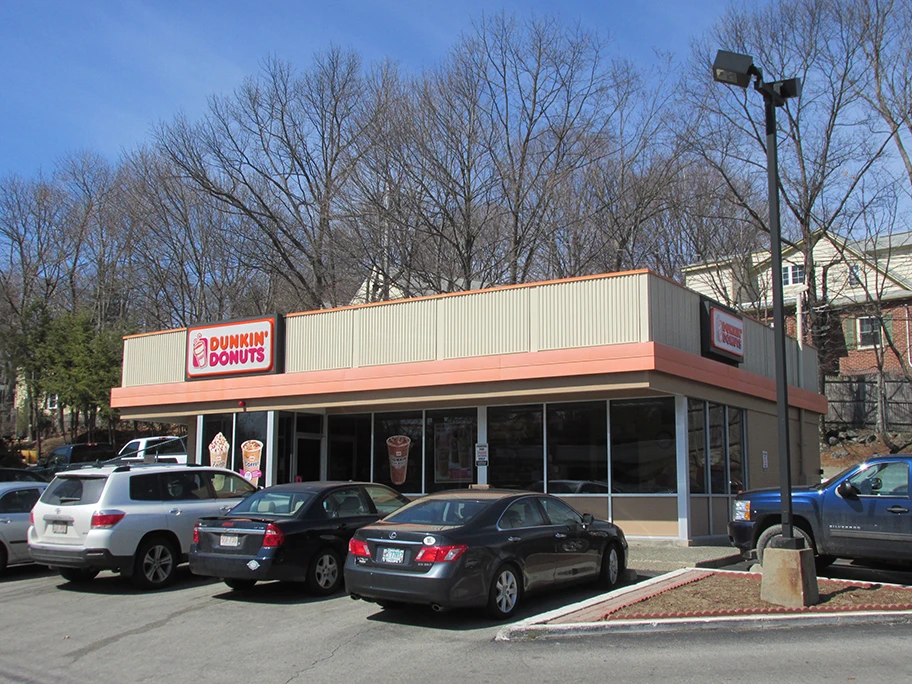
[345,489,627,619]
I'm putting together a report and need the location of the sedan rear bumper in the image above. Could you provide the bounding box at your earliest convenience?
[189,550,301,582]
[344,557,486,609]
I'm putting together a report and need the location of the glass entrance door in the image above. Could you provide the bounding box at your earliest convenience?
[296,437,321,482]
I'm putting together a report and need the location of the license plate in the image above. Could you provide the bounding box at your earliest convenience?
[52,522,67,534]
[380,547,405,564]
[220,534,239,547]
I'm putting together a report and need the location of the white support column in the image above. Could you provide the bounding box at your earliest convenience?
[675,394,690,542]
[476,406,488,485]
[266,410,277,488]
[195,415,204,465]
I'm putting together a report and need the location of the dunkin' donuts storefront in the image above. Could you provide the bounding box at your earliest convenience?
[111,271,826,542]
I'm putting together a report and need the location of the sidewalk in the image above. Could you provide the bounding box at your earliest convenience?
[625,540,743,577]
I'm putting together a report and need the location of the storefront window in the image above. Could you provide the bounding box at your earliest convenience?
[373,412,423,493]
[610,398,676,493]
[487,405,543,490]
[546,401,607,492]
[277,413,295,484]
[235,411,268,487]
[425,408,477,493]
[728,408,744,493]
[708,404,726,494]
[327,414,372,482]
[202,415,234,469]
[688,399,707,494]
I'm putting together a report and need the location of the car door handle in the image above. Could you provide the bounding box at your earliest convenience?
[554,533,567,539]
[169,509,182,515]
[219,506,232,512]
[887,506,909,514]
[0,519,9,524]
[507,536,521,543]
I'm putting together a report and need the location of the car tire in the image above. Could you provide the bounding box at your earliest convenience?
[599,541,625,589]
[58,567,99,583]
[0,545,7,574]
[486,563,522,620]
[224,578,257,591]
[132,536,178,590]
[756,524,816,566]
[306,548,342,596]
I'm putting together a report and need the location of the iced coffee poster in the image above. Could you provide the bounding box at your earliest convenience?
[434,423,473,483]
[375,417,421,491]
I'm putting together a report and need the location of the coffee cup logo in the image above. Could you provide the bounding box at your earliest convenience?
[386,435,410,486]
[241,439,263,486]
[192,333,208,369]
[209,432,230,469]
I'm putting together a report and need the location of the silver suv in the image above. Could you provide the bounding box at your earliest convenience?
[28,464,256,589]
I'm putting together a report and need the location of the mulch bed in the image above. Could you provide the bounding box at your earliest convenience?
[604,571,912,621]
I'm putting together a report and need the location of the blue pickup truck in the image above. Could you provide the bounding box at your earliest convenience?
[728,455,912,569]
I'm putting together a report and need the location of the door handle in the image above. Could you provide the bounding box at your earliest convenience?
[219,506,232,512]
[887,506,909,514]
[0,519,9,524]
[507,536,521,542]
[169,509,182,515]
[554,532,567,539]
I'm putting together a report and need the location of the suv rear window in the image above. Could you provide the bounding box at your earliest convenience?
[41,475,108,505]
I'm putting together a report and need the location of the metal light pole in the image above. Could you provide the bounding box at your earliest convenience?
[713,51,803,548]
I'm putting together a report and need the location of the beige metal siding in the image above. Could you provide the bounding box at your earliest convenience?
[122,330,187,386]
[358,299,437,367]
[437,289,530,359]
[537,273,648,350]
[649,277,701,354]
[285,310,354,372]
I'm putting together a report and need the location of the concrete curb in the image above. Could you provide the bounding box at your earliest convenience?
[495,568,912,641]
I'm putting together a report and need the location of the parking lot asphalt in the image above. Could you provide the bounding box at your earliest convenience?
[498,541,912,641]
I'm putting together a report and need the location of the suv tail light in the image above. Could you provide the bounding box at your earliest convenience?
[349,538,370,557]
[91,510,126,528]
[192,521,200,544]
[414,544,468,563]
[262,523,285,548]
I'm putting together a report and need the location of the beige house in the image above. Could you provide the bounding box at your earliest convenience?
[111,270,825,543]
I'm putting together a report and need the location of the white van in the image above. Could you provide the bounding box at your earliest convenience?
[114,437,188,464]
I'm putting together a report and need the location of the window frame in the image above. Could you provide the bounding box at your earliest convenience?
[857,316,882,348]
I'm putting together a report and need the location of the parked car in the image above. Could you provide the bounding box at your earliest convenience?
[729,455,912,569]
[190,481,409,594]
[0,481,47,574]
[29,443,118,480]
[28,464,256,589]
[0,468,47,483]
[111,436,188,464]
[345,489,628,619]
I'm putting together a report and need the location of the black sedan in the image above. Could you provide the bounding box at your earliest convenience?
[344,489,627,619]
[190,481,409,594]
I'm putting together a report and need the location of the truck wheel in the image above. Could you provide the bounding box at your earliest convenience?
[756,524,814,566]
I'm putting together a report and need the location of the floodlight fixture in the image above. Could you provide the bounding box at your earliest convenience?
[712,50,758,88]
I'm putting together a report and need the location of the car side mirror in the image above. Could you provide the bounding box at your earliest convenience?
[581,513,594,527]
[838,481,859,499]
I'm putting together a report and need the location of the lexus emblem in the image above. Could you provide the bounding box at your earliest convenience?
[389,531,397,539]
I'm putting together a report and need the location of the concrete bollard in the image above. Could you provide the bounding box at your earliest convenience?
[760,547,819,608]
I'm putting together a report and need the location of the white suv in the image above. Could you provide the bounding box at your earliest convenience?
[28,464,256,589]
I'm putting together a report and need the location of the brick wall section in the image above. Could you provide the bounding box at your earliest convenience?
[758,302,912,378]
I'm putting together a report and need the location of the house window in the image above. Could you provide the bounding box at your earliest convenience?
[858,317,882,347]
[849,264,862,286]
[781,264,805,286]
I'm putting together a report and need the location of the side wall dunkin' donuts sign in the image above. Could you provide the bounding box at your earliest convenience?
[186,316,279,379]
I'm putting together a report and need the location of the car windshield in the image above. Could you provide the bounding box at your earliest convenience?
[383,498,490,526]
[41,475,107,505]
[229,490,314,517]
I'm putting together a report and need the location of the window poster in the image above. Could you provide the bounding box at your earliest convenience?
[434,421,473,483]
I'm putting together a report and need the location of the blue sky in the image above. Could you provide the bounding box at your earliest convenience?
[1,0,730,178]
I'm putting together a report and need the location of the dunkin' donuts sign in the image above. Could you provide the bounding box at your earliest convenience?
[186,317,279,378]
[699,297,744,365]
[710,308,744,359]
